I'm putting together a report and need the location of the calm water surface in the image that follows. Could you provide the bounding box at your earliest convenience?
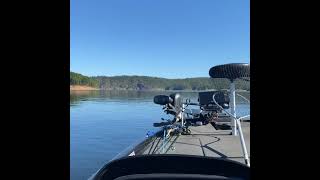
[70,90,249,180]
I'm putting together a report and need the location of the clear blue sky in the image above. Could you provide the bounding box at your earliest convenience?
[71,0,249,79]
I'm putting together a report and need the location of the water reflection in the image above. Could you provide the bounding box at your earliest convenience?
[70,90,250,180]
[70,90,250,105]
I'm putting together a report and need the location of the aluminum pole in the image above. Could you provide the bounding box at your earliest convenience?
[230,81,237,136]
[236,117,250,166]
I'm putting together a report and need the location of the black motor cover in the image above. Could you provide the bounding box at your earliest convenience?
[153,95,173,105]
[153,93,182,109]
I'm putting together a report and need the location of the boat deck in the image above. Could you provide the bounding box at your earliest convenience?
[142,122,250,164]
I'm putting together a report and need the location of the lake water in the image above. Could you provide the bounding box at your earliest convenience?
[70,90,250,180]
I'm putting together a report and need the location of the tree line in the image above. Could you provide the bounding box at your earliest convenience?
[70,72,99,87]
[70,72,250,91]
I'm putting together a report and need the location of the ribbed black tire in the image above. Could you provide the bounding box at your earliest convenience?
[209,63,250,80]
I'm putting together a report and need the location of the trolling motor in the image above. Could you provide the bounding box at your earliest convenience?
[153,93,183,124]
[153,93,186,153]
[154,93,207,136]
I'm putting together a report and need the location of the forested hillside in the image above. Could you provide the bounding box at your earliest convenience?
[70,72,250,91]
[70,72,99,87]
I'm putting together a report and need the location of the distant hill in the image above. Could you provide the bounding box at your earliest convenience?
[70,72,99,87]
[70,72,250,91]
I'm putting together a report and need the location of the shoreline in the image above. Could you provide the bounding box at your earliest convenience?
[70,86,249,92]
[70,85,100,91]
